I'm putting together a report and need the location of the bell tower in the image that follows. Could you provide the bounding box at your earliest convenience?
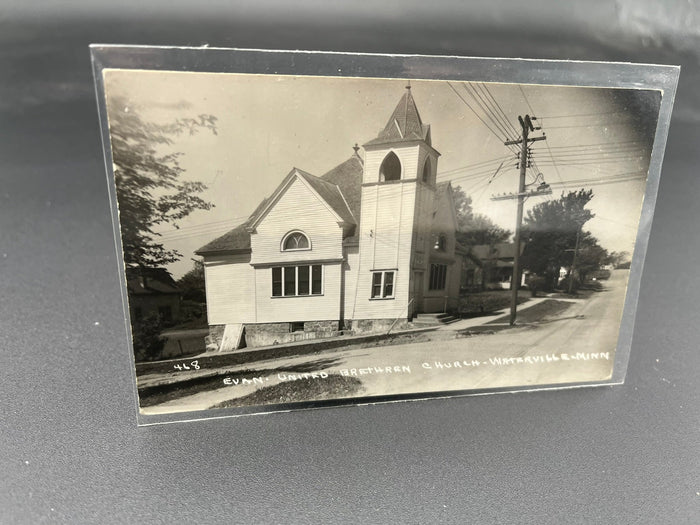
[351,84,441,322]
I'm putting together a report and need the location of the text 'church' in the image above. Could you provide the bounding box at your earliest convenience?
[196,87,466,350]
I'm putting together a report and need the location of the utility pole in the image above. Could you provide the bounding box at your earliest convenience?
[491,115,549,325]
[568,226,581,294]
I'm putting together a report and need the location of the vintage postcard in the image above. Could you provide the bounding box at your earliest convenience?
[91,47,678,424]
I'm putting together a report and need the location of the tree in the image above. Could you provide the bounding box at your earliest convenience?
[607,251,631,268]
[177,259,206,303]
[107,96,217,268]
[452,185,511,246]
[521,189,596,290]
[575,233,609,282]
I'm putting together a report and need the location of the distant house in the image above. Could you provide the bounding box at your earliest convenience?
[197,87,466,350]
[469,242,525,290]
[126,267,181,324]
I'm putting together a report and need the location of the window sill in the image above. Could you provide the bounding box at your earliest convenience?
[369,297,395,301]
[271,294,324,299]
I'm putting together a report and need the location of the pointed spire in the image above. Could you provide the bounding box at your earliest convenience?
[364,85,431,147]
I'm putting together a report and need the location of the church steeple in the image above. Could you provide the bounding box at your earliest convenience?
[364,85,432,147]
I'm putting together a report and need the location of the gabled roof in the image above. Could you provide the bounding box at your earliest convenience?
[321,155,363,222]
[364,88,432,147]
[297,169,355,225]
[126,267,180,295]
[196,161,362,256]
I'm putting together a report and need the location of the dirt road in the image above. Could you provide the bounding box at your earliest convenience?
[142,270,629,414]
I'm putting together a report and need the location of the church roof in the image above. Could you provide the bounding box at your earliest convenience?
[364,88,432,147]
[196,158,363,256]
[296,169,356,225]
[321,155,363,222]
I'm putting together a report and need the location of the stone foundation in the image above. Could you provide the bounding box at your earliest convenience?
[346,318,412,334]
[244,320,341,347]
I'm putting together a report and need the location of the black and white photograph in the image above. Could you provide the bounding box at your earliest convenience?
[100,63,663,418]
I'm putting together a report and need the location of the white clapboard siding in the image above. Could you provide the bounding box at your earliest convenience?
[343,246,360,320]
[363,144,421,184]
[254,263,342,322]
[204,254,256,325]
[351,143,437,320]
[250,176,344,266]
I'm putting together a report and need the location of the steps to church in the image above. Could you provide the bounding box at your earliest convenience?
[410,312,460,326]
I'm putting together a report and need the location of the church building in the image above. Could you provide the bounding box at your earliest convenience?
[196,86,465,350]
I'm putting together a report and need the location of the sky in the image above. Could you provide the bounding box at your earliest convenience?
[103,69,661,279]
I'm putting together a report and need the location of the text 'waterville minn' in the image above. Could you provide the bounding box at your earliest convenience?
[220,352,610,386]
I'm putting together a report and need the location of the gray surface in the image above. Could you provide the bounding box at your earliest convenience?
[1,2,698,523]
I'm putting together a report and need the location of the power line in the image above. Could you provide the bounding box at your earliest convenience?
[480,83,520,138]
[543,122,631,129]
[537,111,627,119]
[462,83,517,145]
[437,154,513,178]
[544,140,642,150]
[447,81,509,144]
[474,83,518,141]
[518,85,565,187]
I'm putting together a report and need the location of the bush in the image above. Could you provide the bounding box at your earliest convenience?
[558,275,580,293]
[460,291,527,315]
[132,313,165,361]
[527,276,547,297]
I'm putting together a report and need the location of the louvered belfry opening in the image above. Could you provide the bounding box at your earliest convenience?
[379,151,401,181]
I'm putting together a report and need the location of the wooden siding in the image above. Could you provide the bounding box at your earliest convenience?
[363,144,421,184]
[351,142,442,320]
[250,176,344,266]
[254,263,342,323]
[342,245,360,322]
[203,253,256,325]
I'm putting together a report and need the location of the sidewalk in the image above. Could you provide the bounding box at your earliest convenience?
[137,294,581,391]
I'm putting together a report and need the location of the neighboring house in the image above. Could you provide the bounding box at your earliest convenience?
[469,243,525,290]
[126,267,181,324]
[196,87,465,350]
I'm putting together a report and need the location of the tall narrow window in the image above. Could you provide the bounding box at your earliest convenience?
[311,265,322,295]
[284,266,296,296]
[422,157,432,183]
[371,271,395,299]
[371,272,382,298]
[429,264,447,290]
[272,267,283,297]
[383,272,394,297]
[282,231,310,251]
[379,152,401,182]
[298,265,310,295]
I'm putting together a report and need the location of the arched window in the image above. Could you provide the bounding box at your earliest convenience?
[434,234,447,252]
[379,151,401,182]
[422,157,432,183]
[282,231,310,251]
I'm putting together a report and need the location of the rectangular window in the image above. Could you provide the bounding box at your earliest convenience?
[272,265,323,297]
[383,271,394,297]
[371,272,382,298]
[284,266,296,296]
[272,267,282,297]
[371,271,395,299]
[311,265,322,295]
[429,264,447,290]
[298,265,310,295]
